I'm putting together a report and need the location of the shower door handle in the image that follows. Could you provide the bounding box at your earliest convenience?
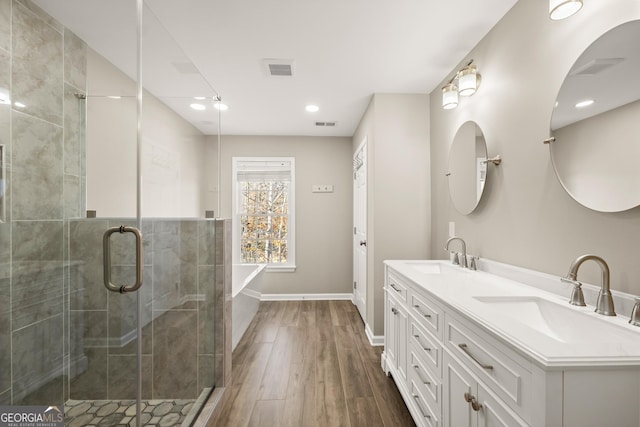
[103,225,144,293]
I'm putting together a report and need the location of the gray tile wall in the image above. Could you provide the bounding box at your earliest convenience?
[1,0,87,406]
[68,218,219,401]
[0,0,224,409]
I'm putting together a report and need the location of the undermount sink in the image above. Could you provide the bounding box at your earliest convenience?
[472,295,633,344]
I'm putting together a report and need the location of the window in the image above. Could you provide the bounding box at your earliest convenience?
[232,157,295,271]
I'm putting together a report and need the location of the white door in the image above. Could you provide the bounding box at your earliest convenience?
[353,140,367,322]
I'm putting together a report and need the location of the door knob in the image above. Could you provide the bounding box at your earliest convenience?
[359,240,367,246]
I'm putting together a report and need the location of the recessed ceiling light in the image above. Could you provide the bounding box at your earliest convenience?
[108,95,121,99]
[575,99,594,108]
[193,96,206,100]
[214,103,228,111]
[14,101,26,108]
[305,104,319,113]
[190,103,206,111]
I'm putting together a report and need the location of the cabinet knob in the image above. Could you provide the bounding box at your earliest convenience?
[464,392,483,412]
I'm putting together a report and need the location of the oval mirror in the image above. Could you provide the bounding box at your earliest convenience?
[448,121,488,215]
[550,20,640,212]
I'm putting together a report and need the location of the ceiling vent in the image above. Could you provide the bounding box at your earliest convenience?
[315,121,337,127]
[262,59,295,77]
[570,58,624,76]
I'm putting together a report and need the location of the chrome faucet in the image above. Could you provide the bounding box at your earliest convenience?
[564,254,615,316]
[444,236,467,268]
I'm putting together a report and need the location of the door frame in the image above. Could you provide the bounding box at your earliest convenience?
[353,137,367,323]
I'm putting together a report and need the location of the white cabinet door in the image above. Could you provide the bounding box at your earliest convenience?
[444,352,475,427]
[386,294,398,371]
[477,384,528,427]
[397,300,408,382]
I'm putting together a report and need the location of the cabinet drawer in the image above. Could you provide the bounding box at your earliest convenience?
[409,345,441,415]
[410,378,440,427]
[409,290,443,339]
[387,272,408,302]
[445,314,533,422]
[409,317,441,376]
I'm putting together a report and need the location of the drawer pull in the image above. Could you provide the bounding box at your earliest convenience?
[413,304,432,318]
[391,307,398,315]
[412,394,431,419]
[458,343,493,370]
[390,283,402,292]
[412,364,431,385]
[464,392,483,412]
[413,335,431,352]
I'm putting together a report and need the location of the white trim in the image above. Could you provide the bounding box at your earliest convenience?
[365,322,384,346]
[260,293,353,301]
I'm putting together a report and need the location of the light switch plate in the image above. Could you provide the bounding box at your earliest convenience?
[312,185,334,193]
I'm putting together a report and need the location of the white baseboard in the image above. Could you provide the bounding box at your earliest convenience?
[365,323,384,346]
[260,293,353,301]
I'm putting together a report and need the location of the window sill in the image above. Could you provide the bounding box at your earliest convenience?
[266,265,297,273]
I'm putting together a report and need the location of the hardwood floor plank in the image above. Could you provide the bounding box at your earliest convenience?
[247,399,285,427]
[283,356,317,427]
[217,342,274,427]
[217,301,414,427]
[280,300,302,326]
[346,396,385,427]
[258,326,296,400]
[316,339,351,427]
[364,360,416,427]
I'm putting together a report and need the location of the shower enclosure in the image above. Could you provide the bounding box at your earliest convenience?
[0,1,226,425]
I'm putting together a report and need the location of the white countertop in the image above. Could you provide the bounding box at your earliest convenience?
[385,259,640,368]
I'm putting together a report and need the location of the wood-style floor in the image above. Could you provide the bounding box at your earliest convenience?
[214,300,415,427]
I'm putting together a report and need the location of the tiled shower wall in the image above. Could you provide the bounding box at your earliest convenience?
[68,218,219,401]
[0,0,88,405]
[0,0,223,407]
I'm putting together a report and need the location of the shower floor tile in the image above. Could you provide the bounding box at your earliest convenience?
[65,399,195,426]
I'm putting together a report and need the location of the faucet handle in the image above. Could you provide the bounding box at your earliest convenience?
[561,277,586,307]
[629,297,640,327]
[468,256,478,271]
[451,252,460,266]
[459,252,468,269]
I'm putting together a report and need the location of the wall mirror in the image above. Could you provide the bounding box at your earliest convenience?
[447,121,488,215]
[549,20,640,212]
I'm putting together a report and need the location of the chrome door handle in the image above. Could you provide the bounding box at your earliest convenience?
[103,225,144,293]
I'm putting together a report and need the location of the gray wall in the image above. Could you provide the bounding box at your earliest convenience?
[430,0,640,293]
[352,93,431,336]
[218,135,353,295]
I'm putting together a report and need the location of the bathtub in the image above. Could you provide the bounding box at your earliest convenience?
[232,264,266,350]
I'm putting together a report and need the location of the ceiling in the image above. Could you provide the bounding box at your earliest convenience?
[34,0,518,137]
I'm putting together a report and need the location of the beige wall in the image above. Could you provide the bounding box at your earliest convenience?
[86,48,210,218]
[219,135,353,295]
[430,0,640,292]
[353,94,431,335]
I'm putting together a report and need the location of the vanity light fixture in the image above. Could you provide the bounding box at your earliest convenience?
[442,83,459,109]
[549,0,583,20]
[441,60,481,109]
[457,64,481,97]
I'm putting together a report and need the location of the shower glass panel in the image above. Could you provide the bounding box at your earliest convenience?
[1,1,222,426]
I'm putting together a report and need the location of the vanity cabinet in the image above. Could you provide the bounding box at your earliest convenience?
[383,261,640,427]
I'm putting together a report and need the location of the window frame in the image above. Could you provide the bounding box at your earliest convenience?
[231,156,296,272]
